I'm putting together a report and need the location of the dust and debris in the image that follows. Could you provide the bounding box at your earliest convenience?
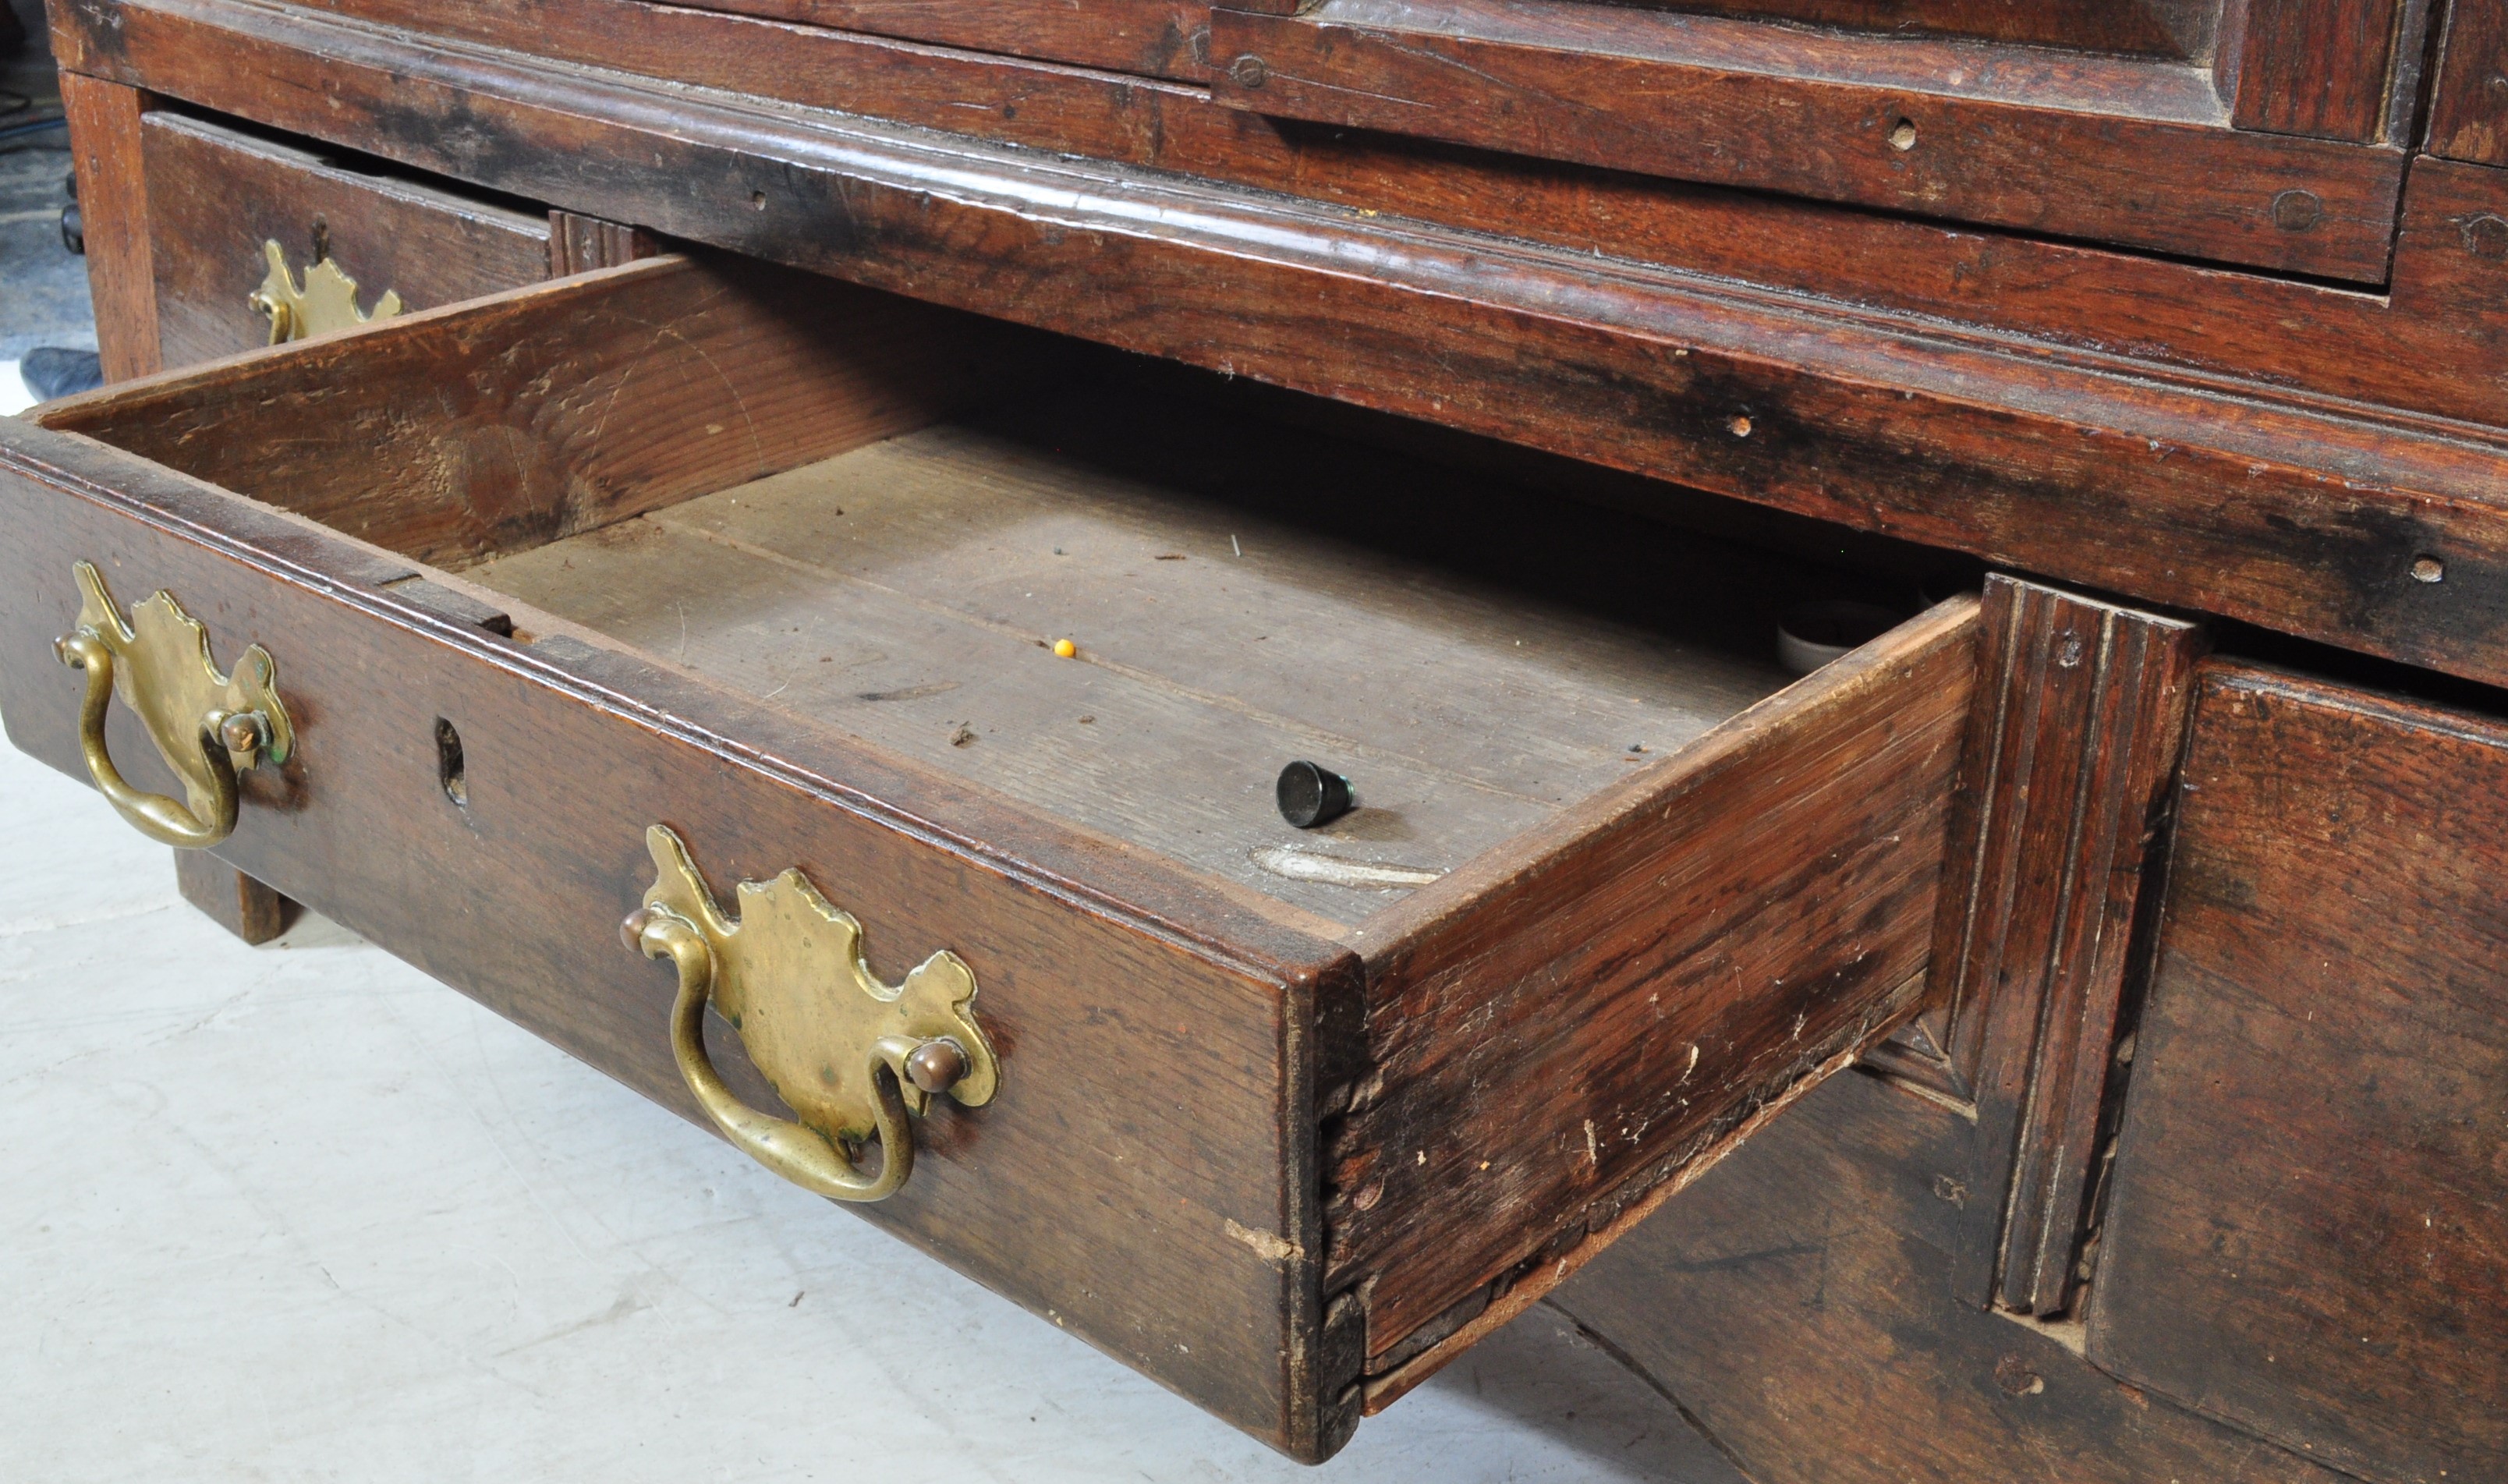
[1224,1218,1301,1263]
[948,724,977,747]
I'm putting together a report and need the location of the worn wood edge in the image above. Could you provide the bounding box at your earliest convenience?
[1355,593,1983,965]
[1333,596,1976,1358]
[31,251,694,430]
[143,106,553,239]
[58,71,161,381]
[1358,997,1920,1415]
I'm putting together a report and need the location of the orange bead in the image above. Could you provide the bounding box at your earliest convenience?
[1053,638,1077,658]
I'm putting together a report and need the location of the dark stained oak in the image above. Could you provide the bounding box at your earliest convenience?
[0,407,1366,1463]
[2086,665,2508,1484]
[44,0,2508,698]
[0,257,1992,1459]
[1208,0,2407,280]
[2429,0,2508,165]
[58,71,159,382]
[172,848,301,944]
[1933,577,2203,1317]
[2220,0,2408,143]
[142,0,2508,427]
[138,111,554,369]
[1551,1068,2364,1484]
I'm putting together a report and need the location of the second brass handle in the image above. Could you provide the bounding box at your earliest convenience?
[625,825,1000,1206]
[639,908,932,1202]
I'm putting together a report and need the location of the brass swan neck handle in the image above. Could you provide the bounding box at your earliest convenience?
[625,826,999,1204]
[52,561,292,849]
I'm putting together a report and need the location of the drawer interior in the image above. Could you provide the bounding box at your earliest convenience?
[44,253,1911,930]
[29,253,1975,1431]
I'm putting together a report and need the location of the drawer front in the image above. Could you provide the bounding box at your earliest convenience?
[4,256,1977,1460]
[2086,664,2508,1483]
[0,422,1354,1460]
[139,111,556,369]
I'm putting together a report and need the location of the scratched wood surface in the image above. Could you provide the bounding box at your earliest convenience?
[2087,665,2508,1484]
[1553,1068,2365,1484]
[473,402,1816,923]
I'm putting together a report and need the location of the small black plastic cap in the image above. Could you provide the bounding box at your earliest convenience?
[1277,760,1356,828]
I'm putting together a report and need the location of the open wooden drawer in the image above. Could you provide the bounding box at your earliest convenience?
[0,253,1976,1461]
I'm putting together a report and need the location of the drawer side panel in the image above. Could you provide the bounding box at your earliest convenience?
[1343,597,1978,1362]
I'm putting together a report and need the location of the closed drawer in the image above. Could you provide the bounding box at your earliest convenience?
[136,111,558,368]
[0,254,1976,1461]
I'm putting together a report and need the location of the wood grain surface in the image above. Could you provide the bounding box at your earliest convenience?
[1552,1067,2364,1484]
[2087,665,2508,1484]
[2429,0,2508,164]
[39,255,1001,571]
[0,406,1369,1458]
[89,0,2508,426]
[1209,0,2407,280]
[1340,597,1977,1361]
[58,70,159,381]
[48,0,2508,698]
[139,110,553,368]
[1934,577,2203,1317]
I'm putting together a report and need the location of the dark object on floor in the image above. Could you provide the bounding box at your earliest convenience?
[60,168,80,253]
[0,9,27,55]
[1276,760,1356,828]
[19,348,102,401]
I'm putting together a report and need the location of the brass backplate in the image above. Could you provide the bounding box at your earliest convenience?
[250,239,403,344]
[641,826,998,1149]
[70,561,291,819]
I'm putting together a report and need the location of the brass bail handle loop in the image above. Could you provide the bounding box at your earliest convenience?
[55,631,243,848]
[622,825,1000,1206]
[51,562,292,851]
[636,908,921,1202]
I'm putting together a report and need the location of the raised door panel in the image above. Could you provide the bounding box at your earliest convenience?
[1208,0,2422,279]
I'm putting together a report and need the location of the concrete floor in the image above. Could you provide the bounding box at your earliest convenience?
[0,11,1746,1475]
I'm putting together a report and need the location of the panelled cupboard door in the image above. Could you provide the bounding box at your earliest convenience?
[2086,663,2508,1484]
[1208,0,2427,281]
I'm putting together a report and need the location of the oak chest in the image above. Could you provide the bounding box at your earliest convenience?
[9,0,2504,1474]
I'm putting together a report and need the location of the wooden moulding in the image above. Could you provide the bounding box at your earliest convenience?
[1206,0,2408,281]
[1930,576,2205,1318]
[48,0,2508,698]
